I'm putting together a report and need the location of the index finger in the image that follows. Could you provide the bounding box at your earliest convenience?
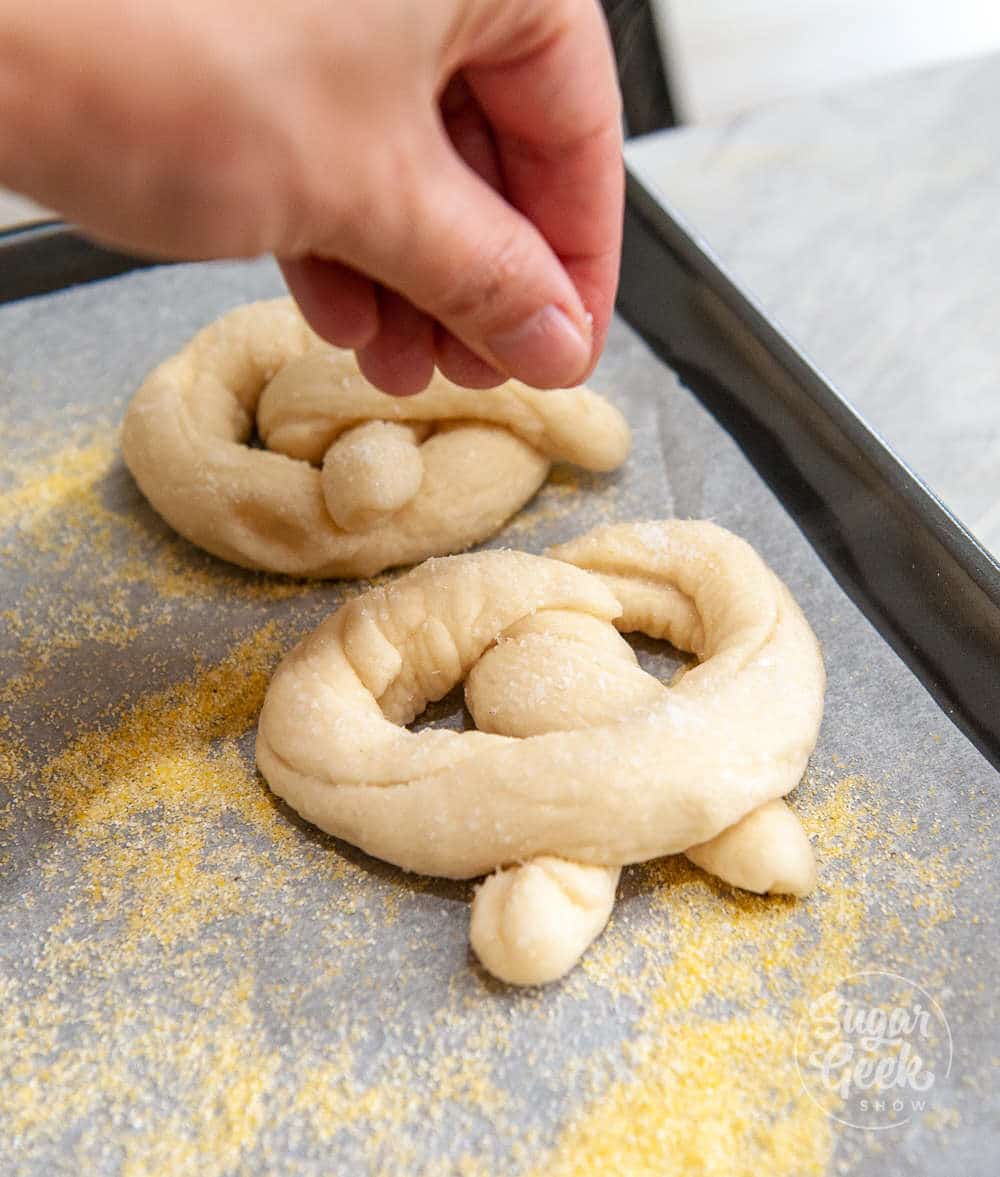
[460,0,624,372]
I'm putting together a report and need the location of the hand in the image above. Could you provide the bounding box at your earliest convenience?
[0,0,623,394]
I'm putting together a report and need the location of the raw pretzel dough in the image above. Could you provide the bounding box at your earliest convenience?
[256,520,825,985]
[121,299,630,578]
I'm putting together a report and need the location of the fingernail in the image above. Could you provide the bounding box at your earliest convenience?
[486,305,591,387]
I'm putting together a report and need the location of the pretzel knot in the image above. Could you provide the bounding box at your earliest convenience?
[121,298,630,578]
[256,520,826,986]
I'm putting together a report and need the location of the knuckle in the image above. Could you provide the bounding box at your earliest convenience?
[430,228,526,326]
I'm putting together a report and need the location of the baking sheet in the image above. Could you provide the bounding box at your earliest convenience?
[1,258,996,1177]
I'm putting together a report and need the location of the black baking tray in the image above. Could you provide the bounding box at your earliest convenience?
[2,178,998,770]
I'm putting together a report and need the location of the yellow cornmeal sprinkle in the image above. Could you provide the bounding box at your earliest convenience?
[0,716,24,783]
[0,428,312,712]
[0,425,311,596]
[533,770,971,1177]
[2,427,976,1175]
[4,608,960,1177]
[0,437,115,543]
[526,788,860,1177]
[502,464,622,547]
[40,626,296,952]
[4,631,507,1175]
[5,632,328,1174]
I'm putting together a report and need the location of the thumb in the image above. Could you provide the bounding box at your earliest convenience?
[329,137,595,389]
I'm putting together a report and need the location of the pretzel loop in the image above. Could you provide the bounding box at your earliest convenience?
[122,299,630,578]
[256,520,825,985]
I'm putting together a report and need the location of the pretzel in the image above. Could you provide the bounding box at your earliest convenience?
[256,520,825,984]
[121,299,630,577]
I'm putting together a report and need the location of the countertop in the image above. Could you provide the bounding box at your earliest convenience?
[626,53,1000,554]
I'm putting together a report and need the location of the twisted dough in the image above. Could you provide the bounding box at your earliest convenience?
[121,299,630,577]
[256,520,825,985]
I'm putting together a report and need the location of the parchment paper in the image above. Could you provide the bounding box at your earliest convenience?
[1,258,996,1176]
